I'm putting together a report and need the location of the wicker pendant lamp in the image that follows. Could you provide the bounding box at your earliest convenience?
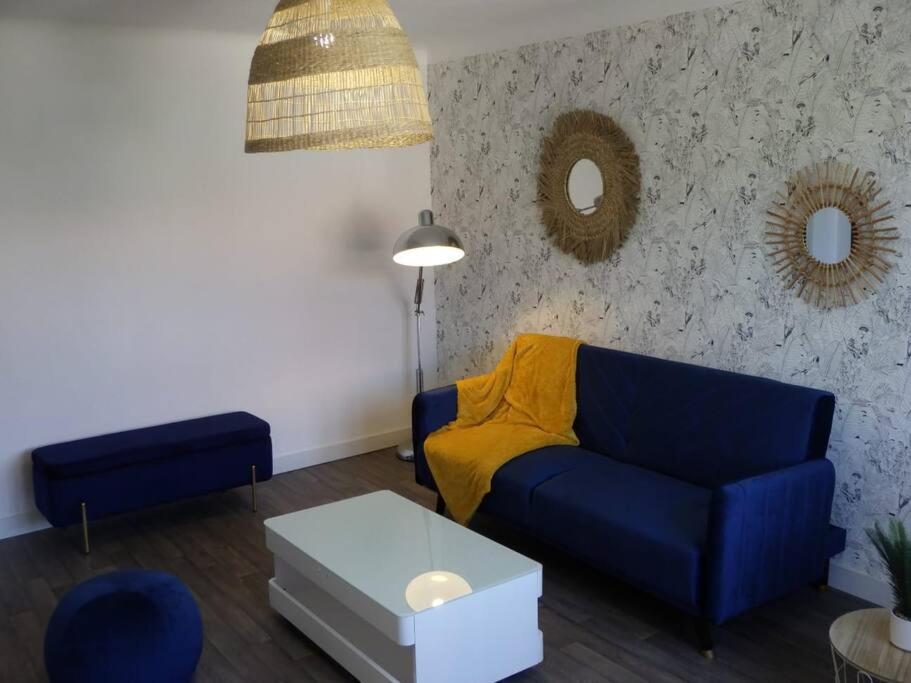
[246,0,433,153]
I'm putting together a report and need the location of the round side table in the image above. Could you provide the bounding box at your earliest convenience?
[830,609,911,683]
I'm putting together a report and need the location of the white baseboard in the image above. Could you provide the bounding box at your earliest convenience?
[0,427,411,542]
[272,427,411,475]
[830,560,890,607]
[0,509,50,541]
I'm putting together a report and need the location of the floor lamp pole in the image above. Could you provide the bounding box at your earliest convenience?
[414,266,425,395]
[398,266,424,462]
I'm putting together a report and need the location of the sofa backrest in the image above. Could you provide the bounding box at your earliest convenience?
[574,345,835,488]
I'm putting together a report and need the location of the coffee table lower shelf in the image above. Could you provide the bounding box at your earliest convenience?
[269,571,543,683]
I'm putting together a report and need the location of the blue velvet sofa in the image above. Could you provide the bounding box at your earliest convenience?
[33,412,272,553]
[413,344,846,653]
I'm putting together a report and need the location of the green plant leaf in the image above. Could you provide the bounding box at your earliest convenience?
[867,519,911,617]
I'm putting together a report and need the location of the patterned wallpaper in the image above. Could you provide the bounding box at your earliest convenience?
[428,0,911,580]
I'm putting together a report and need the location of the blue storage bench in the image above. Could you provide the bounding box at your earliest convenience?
[32,412,272,553]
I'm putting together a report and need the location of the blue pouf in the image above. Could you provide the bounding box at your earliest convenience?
[44,570,203,683]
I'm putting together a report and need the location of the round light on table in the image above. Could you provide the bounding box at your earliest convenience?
[405,571,473,612]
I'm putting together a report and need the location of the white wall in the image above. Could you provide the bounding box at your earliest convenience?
[0,19,434,535]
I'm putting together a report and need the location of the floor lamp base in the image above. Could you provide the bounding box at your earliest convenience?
[396,442,415,462]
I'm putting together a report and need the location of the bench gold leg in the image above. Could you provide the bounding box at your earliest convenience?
[251,465,258,513]
[80,502,90,555]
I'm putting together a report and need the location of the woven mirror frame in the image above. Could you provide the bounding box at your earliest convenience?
[766,160,898,308]
[538,110,641,264]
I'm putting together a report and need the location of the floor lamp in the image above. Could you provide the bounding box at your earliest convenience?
[393,210,465,461]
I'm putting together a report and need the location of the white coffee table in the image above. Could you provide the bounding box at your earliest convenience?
[265,490,543,682]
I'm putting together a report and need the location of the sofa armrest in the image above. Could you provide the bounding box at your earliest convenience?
[705,458,836,624]
[412,385,458,489]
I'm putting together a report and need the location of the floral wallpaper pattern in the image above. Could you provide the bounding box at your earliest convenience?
[428,0,911,581]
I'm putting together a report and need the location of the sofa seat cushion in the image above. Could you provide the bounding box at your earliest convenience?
[32,412,270,479]
[480,446,609,527]
[530,461,711,610]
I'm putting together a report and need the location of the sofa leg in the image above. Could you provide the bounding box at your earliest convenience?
[251,465,258,513]
[813,560,830,592]
[435,494,446,516]
[695,618,714,659]
[80,502,90,555]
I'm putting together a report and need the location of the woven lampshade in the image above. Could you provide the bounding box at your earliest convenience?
[246,0,433,153]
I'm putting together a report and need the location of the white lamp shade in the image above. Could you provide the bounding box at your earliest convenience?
[393,245,465,267]
[393,210,465,267]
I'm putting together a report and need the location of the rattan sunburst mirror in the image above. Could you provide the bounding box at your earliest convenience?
[538,110,641,264]
[766,160,899,308]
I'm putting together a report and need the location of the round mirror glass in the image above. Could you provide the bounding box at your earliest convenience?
[806,207,852,264]
[567,159,604,215]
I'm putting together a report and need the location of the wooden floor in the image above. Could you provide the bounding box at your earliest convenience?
[0,449,867,682]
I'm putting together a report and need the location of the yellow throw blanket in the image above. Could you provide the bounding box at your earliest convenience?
[425,333,582,524]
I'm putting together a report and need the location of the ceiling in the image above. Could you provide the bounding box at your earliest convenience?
[0,0,731,62]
